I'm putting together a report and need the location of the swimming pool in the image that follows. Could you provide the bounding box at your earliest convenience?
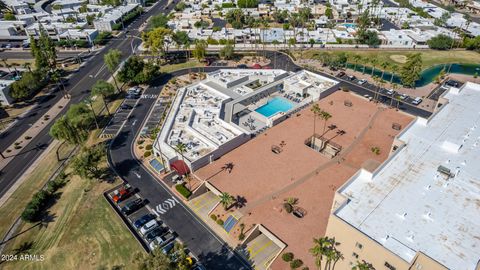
[255,97,293,118]
[342,23,357,29]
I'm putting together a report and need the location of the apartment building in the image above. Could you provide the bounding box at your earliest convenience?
[326,82,480,270]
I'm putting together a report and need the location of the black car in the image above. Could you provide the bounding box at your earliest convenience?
[445,80,460,88]
[121,198,145,215]
[236,64,248,69]
[133,214,156,229]
[336,71,345,77]
[145,227,168,242]
[120,104,133,110]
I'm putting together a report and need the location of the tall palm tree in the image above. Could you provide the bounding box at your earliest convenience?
[370,58,378,76]
[219,192,234,210]
[1,59,11,73]
[84,96,99,129]
[389,63,398,83]
[352,260,375,270]
[379,61,389,80]
[390,83,399,107]
[309,237,329,270]
[320,110,332,134]
[352,54,361,72]
[310,104,322,145]
[23,62,32,72]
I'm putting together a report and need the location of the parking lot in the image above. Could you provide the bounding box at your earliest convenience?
[243,234,281,270]
[105,184,181,253]
[140,97,169,138]
[101,98,139,138]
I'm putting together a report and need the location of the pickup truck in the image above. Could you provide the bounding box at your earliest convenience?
[149,231,176,251]
[112,184,133,203]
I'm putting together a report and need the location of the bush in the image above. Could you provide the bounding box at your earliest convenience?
[94,31,112,45]
[145,144,153,150]
[139,146,144,149]
[427,34,453,50]
[282,252,294,262]
[144,151,152,158]
[137,140,145,145]
[216,219,224,226]
[14,145,22,149]
[175,184,192,199]
[283,202,293,213]
[210,214,217,221]
[301,267,309,270]
[290,259,303,269]
[239,232,245,240]
[25,136,32,140]
[221,2,235,8]
[21,190,51,222]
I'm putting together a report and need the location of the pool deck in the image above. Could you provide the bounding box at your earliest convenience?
[194,91,414,269]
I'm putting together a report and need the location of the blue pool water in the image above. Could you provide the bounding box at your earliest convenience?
[342,23,357,28]
[255,97,293,118]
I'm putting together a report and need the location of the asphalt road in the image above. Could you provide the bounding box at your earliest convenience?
[0,0,179,199]
[0,50,86,60]
[108,67,251,270]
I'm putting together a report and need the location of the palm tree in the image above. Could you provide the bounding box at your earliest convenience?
[352,54,361,72]
[370,58,378,76]
[352,260,375,270]
[51,69,69,98]
[310,237,329,270]
[320,110,332,134]
[379,61,389,80]
[84,96,99,129]
[1,58,11,73]
[310,104,322,145]
[219,192,234,210]
[389,63,398,83]
[372,75,380,101]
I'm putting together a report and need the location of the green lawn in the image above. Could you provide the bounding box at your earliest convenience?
[298,49,480,70]
[160,60,204,73]
[0,141,74,238]
[1,175,143,270]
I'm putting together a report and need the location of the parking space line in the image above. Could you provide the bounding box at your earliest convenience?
[262,249,279,267]
[192,197,218,210]
[250,241,273,259]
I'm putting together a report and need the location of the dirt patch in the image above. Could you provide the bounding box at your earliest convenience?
[389,55,407,64]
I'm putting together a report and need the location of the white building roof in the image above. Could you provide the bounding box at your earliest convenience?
[335,82,480,269]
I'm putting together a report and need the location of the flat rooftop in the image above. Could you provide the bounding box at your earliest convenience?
[195,91,413,268]
[335,82,480,269]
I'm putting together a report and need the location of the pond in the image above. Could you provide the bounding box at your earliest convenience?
[345,63,480,87]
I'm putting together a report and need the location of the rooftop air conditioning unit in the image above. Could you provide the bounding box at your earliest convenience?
[437,165,455,179]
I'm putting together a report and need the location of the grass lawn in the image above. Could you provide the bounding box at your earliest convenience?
[0,141,74,238]
[1,176,144,270]
[160,60,203,73]
[298,49,480,70]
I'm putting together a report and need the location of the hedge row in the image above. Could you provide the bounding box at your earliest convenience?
[175,184,191,199]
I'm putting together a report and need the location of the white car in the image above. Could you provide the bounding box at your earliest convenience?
[411,97,423,105]
[399,94,408,100]
[386,89,395,96]
[140,220,158,235]
[357,79,367,85]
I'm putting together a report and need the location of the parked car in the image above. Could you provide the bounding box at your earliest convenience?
[398,93,408,100]
[133,214,156,229]
[348,75,356,81]
[120,104,133,110]
[140,220,159,235]
[192,264,207,270]
[411,97,423,105]
[150,232,176,250]
[357,79,367,85]
[145,227,168,242]
[236,64,248,69]
[112,184,133,203]
[386,89,395,96]
[121,198,145,215]
[336,71,345,77]
[445,80,460,88]
[126,94,139,99]
[161,241,176,254]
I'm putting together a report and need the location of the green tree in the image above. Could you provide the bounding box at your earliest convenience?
[400,53,422,87]
[309,237,343,270]
[219,43,235,59]
[273,10,289,23]
[192,40,207,63]
[71,144,105,180]
[91,80,115,116]
[104,49,122,92]
[225,9,245,29]
[352,260,375,270]
[117,56,158,85]
[427,34,453,50]
[138,247,174,270]
[310,104,322,145]
[325,7,333,19]
[50,115,87,145]
[31,24,57,71]
[219,192,234,210]
[66,103,94,131]
[369,58,378,76]
[434,12,450,27]
[357,30,380,46]
[10,71,44,99]
[142,27,173,63]
[237,0,258,8]
[4,12,15,20]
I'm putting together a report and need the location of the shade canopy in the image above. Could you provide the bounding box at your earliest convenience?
[251,63,262,69]
[170,160,190,175]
